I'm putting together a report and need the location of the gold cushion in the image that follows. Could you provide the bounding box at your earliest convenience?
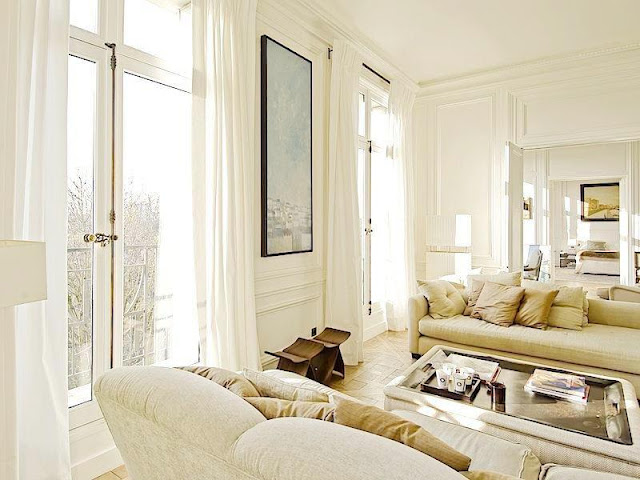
[244,397,335,421]
[546,286,584,330]
[471,282,525,327]
[177,366,259,397]
[462,471,521,480]
[515,288,559,329]
[522,280,588,327]
[243,369,329,402]
[418,280,467,318]
[333,396,471,471]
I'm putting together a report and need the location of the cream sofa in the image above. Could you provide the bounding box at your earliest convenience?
[409,294,640,394]
[95,366,635,480]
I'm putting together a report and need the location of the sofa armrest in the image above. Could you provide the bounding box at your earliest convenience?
[408,294,428,355]
[609,285,640,303]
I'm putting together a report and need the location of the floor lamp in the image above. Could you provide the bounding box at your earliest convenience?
[425,215,472,281]
[0,240,47,308]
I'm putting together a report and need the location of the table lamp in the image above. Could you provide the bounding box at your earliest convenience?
[0,240,47,307]
[425,215,472,280]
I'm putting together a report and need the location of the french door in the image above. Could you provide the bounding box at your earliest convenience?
[357,79,390,316]
[66,0,197,429]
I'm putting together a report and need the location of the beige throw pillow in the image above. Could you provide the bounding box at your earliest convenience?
[333,396,471,471]
[515,288,559,329]
[244,397,335,421]
[521,281,585,330]
[462,471,521,480]
[242,369,329,402]
[177,366,260,398]
[464,272,522,316]
[471,282,525,327]
[547,286,584,330]
[418,280,467,318]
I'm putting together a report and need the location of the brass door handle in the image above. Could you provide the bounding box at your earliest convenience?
[83,232,118,247]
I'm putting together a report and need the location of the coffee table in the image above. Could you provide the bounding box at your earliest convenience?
[384,345,640,478]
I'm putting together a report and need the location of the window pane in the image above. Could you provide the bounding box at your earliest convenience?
[371,99,389,146]
[122,73,198,367]
[370,149,389,304]
[70,0,98,33]
[357,148,366,304]
[358,92,366,137]
[67,56,97,408]
[124,0,192,71]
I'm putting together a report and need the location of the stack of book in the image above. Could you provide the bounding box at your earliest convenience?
[524,369,590,404]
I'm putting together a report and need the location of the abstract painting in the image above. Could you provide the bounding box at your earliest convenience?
[261,35,312,256]
[580,182,619,222]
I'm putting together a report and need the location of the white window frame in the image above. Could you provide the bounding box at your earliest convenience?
[358,75,389,318]
[68,0,192,431]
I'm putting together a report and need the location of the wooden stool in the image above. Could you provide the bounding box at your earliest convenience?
[265,328,351,385]
[264,338,325,380]
[310,328,351,385]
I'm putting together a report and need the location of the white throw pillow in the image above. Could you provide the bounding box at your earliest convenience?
[418,280,467,318]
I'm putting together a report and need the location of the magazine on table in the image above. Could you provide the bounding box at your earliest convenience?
[524,369,590,404]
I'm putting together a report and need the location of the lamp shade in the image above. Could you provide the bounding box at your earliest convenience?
[0,240,47,307]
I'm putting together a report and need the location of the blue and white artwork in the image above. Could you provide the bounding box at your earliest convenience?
[261,36,312,256]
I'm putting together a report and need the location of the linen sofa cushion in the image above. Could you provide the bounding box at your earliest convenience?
[471,283,525,327]
[419,280,467,318]
[515,288,558,329]
[587,298,640,329]
[244,397,335,421]
[464,272,521,315]
[259,368,352,402]
[177,366,260,397]
[333,396,471,471]
[232,417,468,480]
[394,410,541,480]
[418,316,640,375]
[541,465,635,480]
[243,369,329,402]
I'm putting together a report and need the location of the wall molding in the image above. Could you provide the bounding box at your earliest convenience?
[256,293,322,316]
[417,43,640,97]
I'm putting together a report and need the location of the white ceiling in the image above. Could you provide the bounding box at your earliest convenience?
[320,0,640,84]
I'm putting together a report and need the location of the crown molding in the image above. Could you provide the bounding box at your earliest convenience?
[258,0,418,91]
[417,43,640,98]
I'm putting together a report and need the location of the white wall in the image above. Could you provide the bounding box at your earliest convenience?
[253,0,414,368]
[413,47,640,284]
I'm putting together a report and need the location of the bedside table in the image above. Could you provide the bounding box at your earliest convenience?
[559,251,576,268]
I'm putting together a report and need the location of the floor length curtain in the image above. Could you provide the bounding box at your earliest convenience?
[191,0,261,371]
[0,1,72,479]
[385,81,417,331]
[326,40,364,365]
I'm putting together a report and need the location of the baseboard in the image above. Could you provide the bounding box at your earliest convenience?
[71,444,122,480]
[364,317,388,341]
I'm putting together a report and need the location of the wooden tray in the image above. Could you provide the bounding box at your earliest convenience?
[418,363,483,403]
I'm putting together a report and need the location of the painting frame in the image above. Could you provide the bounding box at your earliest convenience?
[580,182,620,222]
[261,35,313,257]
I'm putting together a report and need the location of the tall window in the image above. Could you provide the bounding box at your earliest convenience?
[66,0,197,426]
[357,77,390,316]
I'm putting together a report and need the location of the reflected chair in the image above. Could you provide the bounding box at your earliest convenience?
[523,245,542,281]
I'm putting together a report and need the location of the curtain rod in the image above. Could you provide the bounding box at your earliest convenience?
[327,48,391,85]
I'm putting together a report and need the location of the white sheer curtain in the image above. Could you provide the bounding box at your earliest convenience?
[385,80,417,331]
[0,1,72,479]
[191,0,261,371]
[326,40,364,365]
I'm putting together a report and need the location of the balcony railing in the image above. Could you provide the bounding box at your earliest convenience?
[67,245,172,398]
